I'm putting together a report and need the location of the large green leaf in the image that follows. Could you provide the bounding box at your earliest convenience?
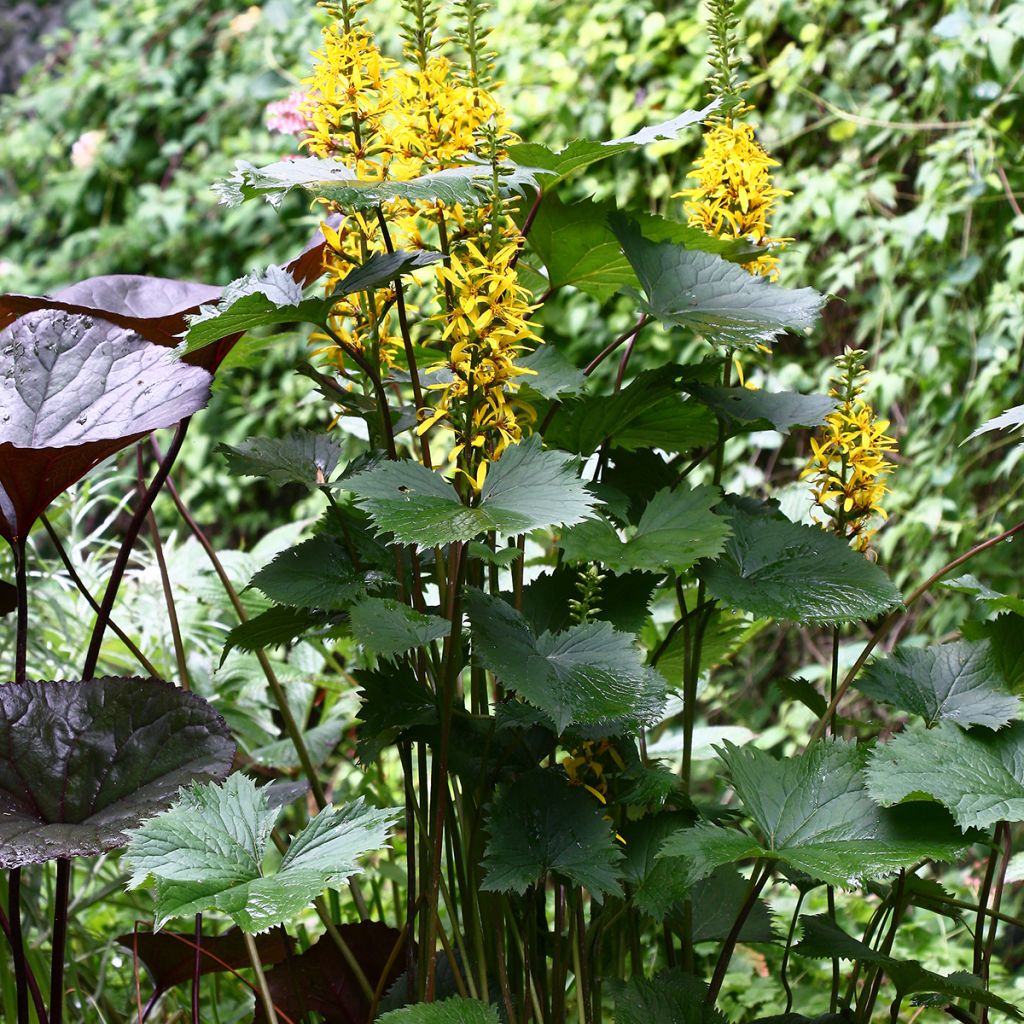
[856,640,1020,729]
[545,366,718,455]
[686,384,837,432]
[506,103,717,185]
[355,666,438,764]
[518,343,586,399]
[349,597,450,658]
[0,677,234,868]
[793,915,1022,1019]
[466,589,665,732]
[610,970,728,1024]
[697,506,902,624]
[867,721,1024,829]
[661,741,969,887]
[124,774,399,932]
[523,196,766,303]
[220,431,343,489]
[611,216,826,348]
[559,485,731,574]
[378,998,500,1024]
[214,156,540,209]
[481,769,624,899]
[346,436,597,547]
[248,536,368,610]
[221,605,339,661]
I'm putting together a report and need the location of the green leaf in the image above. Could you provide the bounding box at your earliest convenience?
[966,402,1024,442]
[867,721,1024,830]
[0,678,233,868]
[793,915,1023,1018]
[688,867,778,943]
[378,998,501,1024]
[481,769,624,898]
[518,343,586,398]
[941,575,1024,617]
[661,740,970,887]
[220,432,343,489]
[559,485,731,574]
[961,613,1024,690]
[522,196,768,303]
[545,366,718,455]
[248,536,367,610]
[183,265,327,353]
[215,156,540,210]
[467,589,665,733]
[506,102,717,185]
[222,606,337,662]
[856,641,1020,729]
[124,774,399,932]
[355,666,437,764]
[651,609,764,685]
[250,720,345,770]
[521,566,657,635]
[621,810,696,920]
[698,505,902,624]
[686,384,837,432]
[610,970,727,1024]
[350,597,450,658]
[183,252,444,354]
[610,216,826,349]
[346,436,597,547]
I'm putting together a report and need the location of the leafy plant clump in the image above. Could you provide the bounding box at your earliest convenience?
[2,1,1024,1023]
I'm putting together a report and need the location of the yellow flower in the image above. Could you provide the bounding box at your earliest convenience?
[800,350,897,553]
[675,112,790,278]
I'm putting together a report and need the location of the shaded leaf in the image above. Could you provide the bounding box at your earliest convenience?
[521,566,657,635]
[698,506,901,624]
[856,640,1019,729]
[467,589,665,732]
[117,927,293,996]
[661,740,970,887]
[350,597,450,658]
[545,366,717,456]
[610,970,727,1024]
[250,719,346,769]
[686,384,837,432]
[0,579,16,617]
[793,915,1022,1018]
[248,536,367,609]
[559,485,731,574]
[222,606,337,662]
[219,431,343,488]
[482,769,624,898]
[347,436,597,547]
[867,720,1024,830]
[0,309,210,541]
[254,923,406,1024]
[378,998,501,1024]
[0,677,233,868]
[124,774,399,932]
[355,666,437,764]
[611,216,825,348]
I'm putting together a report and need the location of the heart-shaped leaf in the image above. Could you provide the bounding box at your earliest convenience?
[0,309,211,542]
[0,677,234,868]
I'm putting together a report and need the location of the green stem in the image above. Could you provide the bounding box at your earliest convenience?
[706,861,770,1003]
[243,931,280,1024]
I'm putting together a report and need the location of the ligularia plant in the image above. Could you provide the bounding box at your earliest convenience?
[2,1,1023,1022]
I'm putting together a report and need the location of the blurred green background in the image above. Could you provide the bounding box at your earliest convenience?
[1,0,1022,606]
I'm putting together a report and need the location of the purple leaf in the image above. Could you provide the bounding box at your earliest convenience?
[0,309,211,542]
[0,677,234,868]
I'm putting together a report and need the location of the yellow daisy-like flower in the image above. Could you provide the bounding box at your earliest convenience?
[800,350,898,553]
[675,112,790,278]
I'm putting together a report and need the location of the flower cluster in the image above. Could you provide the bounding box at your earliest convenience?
[801,349,898,553]
[265,91,311,136]
[676,112,789,278]
[295,0,537,479]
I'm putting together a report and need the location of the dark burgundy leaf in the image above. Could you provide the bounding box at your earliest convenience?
[254,921,407,1024]
[0,578,15,617]
[0,309,211,542]
[116,927,293,994]
[284,214,341,288]
[0,676,234,867]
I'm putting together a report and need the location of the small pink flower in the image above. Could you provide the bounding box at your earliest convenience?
[265,92,312,136]
[71,130,105,170]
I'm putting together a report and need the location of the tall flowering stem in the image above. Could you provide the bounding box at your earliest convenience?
[801,349,898,554]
